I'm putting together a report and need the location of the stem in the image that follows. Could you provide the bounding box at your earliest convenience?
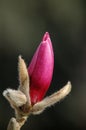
[7,116,27,130]
[7,118,20,130]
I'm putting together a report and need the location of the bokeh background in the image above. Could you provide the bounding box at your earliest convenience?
[0,0,86,130]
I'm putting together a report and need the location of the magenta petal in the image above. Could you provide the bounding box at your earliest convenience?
[28,32,54,104]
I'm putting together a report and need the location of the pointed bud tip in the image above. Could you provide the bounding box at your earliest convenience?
[42,32,50,41]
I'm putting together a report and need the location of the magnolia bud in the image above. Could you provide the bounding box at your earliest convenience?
[28,32,54,104]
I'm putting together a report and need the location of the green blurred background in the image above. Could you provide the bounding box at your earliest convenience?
[0,0,86,130]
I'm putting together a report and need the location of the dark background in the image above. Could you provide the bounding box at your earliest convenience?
[0,0,86,130]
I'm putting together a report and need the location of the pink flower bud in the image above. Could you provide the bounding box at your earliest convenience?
[28,32,54,105]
